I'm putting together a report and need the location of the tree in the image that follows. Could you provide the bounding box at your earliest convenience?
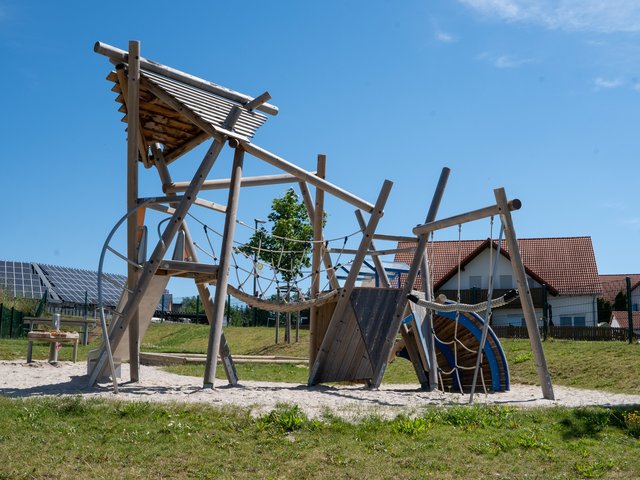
[597,297,612,324]
[239,188,313,342]
[614,291,628,311]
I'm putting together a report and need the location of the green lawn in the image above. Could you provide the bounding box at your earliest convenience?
[1,397,639,479]
[3,324,640,479]
[3,323,640,393]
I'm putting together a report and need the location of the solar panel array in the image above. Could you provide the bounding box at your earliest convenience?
[0,260,128,307]
[0,261,46,300]
[39,264,126,306]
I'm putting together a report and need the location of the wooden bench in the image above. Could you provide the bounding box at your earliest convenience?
[23,317,96,345]
[27,331,80,363]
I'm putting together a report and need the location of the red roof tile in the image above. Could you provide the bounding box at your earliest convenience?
[599,274,640,304]
[395,236,601,296]
[610,310,640,329]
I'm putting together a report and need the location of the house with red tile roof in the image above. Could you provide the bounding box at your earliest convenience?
[395,236,602,327]
[610,310,640,332]
[599,274,640,312]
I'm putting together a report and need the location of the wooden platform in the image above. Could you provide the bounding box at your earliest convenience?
[27,331,80,363]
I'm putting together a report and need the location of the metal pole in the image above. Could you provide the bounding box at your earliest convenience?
[627,276,633,344]
[9,307,14,338]
[542,284,548,341]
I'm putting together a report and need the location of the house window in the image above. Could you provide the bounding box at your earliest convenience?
[499,275,512,289]
[469,276,482,289]
[559,316,572,326]
[574,316,586,327]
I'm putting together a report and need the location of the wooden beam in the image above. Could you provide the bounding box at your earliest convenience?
[241,141,375,212]
[89,137,227,387]
[373,233,416,243]
[355,210,390,288]
[163,131,211,164]
[308,180,393,386]
[166,172,315,193]
[126,40,141,382]
[412,199,521,236]
[95,41,280,116]
[419,167,451,391]
[115,64,149,167]
[297,182,339,290]
[151,157,238,385]
[203,147,245,388]
[494,187,554,400]
[310,155,326,367]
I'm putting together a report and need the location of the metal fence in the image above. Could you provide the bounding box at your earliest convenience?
[0,303,27,339]
[492,325,632,341]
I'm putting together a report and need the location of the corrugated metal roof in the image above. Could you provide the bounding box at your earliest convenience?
[107,67,269,163]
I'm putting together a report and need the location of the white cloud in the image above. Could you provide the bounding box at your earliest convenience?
[435,31,456,43]
[593,77,624,89]
[477,51,536,68]
[459,0,640,33]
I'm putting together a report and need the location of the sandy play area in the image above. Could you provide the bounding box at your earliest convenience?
[2,360,640,419]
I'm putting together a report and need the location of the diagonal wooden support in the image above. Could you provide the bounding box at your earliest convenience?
[308,180,393,386]
[494,187,554,400]
[203,147,245,388]
[149,152,238,385]
[88,137,227,387]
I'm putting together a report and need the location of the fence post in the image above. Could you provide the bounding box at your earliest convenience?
[9,307,15,338]
[542,284,548,341]
[627,276,634,344]
[0,303,3,338]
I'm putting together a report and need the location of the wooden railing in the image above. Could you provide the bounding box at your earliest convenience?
[492,325,633,341]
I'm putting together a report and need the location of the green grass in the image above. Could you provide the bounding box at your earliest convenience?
[1,397,639,479]
[3,323,640,393]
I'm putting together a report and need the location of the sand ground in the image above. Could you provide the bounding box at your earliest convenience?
[2,360,640,419]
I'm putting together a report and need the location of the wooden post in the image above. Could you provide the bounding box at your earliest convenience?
[627,276,633,344]
[150,157,238,385]
[419,167,450,390]
[126,40,141,382]
[297,181,340,290]
[308,180,393,386]
[309,155,326,365]
[494,187,554,400]
[203,147,244,388]
[88,137,227,387]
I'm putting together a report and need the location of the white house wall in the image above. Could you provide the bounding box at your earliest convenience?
[436,248,597,326]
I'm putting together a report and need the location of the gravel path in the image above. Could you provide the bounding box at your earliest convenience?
[2,361,640,420]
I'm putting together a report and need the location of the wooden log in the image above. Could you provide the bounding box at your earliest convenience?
[413,199,522,236]
[126,41,142,382]
[203,147,244,388]
[310,155,326,366]
[94,41,279,116]
[166,172,315,193]
[355,210,390,288]
[308,180,393,386]
[494,187,554,400]
[297,182,340,290]
[373,233,417,243]
[241,141,375,212]
[420,167,451,390]
[88,137,227,387]
[115,64,150,167]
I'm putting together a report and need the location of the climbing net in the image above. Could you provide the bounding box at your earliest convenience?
[409,216,513,396]
[186,212,363,312]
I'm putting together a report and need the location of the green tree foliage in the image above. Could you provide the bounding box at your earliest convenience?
[239,188,313,285]
[597,298,612,323]
[614,291,628,311]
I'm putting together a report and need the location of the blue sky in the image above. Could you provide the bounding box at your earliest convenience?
[1,0,639,298]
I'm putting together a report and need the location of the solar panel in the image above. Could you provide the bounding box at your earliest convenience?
[0,260,46,300]
[39,264,126,307]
